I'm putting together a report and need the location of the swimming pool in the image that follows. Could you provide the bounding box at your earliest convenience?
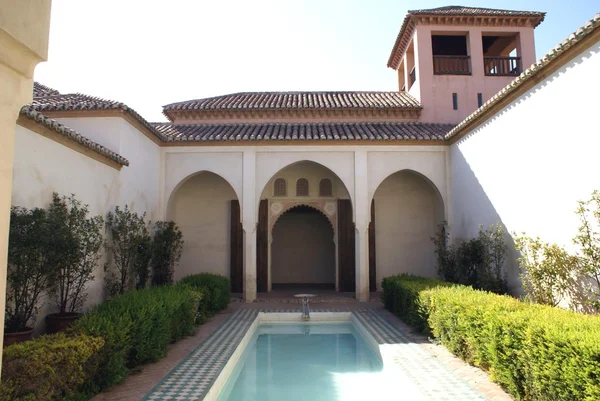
[216,323,383,401]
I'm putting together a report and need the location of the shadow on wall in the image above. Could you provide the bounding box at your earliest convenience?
[451,148,522,293]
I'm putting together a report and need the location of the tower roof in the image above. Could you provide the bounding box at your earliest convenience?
[387,5,546,69]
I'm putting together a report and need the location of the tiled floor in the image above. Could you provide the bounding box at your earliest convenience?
[92,299,513,401]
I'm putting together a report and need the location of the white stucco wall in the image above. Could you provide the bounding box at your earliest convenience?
[450,40,600,290]
[373,170,444,288]
[169,172,237,281]
[55,117,161,219]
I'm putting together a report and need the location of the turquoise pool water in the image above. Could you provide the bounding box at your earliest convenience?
[216,323,384,401]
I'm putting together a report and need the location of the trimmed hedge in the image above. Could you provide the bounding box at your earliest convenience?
[179,273,230,318]
[0,333,104,401]
[381,274,452,331]
[383,274,600,401]
[71,285,201,393]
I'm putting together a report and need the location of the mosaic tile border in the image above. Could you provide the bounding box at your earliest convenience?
[142,309,490,401]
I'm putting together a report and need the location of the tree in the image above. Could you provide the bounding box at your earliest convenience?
[5,207,53,332]
[47,193,103,315]
[151,221,184,286]
[574,190,600,311]
[104,206,149,296]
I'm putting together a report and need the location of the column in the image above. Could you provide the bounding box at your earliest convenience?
[0,1,51,364]
[354,151,369,302]
[242,150,257,302]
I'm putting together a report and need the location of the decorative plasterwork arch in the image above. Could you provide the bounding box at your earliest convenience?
[269,200,337,236]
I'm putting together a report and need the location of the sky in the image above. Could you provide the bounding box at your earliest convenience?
[34,0,599,122]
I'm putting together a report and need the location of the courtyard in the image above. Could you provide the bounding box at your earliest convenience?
[1,2,600,401]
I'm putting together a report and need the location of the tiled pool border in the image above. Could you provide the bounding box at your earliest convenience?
[143,309,490,401]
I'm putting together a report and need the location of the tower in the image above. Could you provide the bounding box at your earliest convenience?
[388,6,545,123]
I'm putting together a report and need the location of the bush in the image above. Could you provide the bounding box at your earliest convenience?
[179,273,230,318]
[71,285,199,393]
[431,223,508,294]
[381,274,453,331]
[383,275,600,401]
[104,206,150,296]
[151,221,184,287]
[0,333,104,401]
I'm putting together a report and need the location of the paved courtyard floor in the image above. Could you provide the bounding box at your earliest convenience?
[91,293,513,401]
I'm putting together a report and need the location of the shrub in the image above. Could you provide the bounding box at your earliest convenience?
[574,190,600,311]
[431,223,508,294]
[383,275,600,401]
[71,286,199,393]
[179,273,230,317]
[151,221,184,287]
[515,234,580,307]
[47,193,104,315]
[6,206,54,332]
[0,333,103,401]
[104,206,150,296]
[381,274,453,331]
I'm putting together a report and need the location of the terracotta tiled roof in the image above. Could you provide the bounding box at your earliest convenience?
[19,107,130,166]
[408,5,545,19]
[163,91,421,112]
[152,122,453,142]
[30,92,168,142]
[446,12,600,141]
[387,6,545,69]
[33,82,60,97]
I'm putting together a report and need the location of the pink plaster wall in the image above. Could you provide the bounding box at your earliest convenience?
[409,24,537,124]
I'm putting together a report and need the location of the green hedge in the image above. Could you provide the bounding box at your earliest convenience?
[383,274,600,401]
[381,274,452,331]
[72,285,200,393]
[179,273,230,318]
[0,333,104,401]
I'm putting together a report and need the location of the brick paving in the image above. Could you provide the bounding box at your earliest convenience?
[91,294,513,401]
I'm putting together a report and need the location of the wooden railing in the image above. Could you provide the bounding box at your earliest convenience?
[433,55,471,75]
[484,56,522,76]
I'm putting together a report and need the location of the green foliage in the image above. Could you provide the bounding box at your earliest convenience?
[104,206,150,296]
[151,221,184,287]
[134,233,152,289]
[71,285,199,393]
[574,190,600,311]
[381,274,452,331]
[383,276,600,401]
[515,235,580,307]
[6,206,54,332]
[0,333,104,401]
[47,193,104,315]
[179,273,230,318]
[431,223,508,294]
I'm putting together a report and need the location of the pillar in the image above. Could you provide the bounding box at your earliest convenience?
[0,0,51,366]
[354,151,369,302]
[242,150,257,302]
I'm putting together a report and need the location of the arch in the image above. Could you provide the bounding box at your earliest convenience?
[319,178,333,197]
[257,160,353,219]
[271,205,336,288]
[273,178,287,197]
[371,169,446,289]
[167,171,240,283]
[271,202,336,235]
[369,168,445,212]
[296,178,309,196]
[256,156,355,218]
[166,169,242,219]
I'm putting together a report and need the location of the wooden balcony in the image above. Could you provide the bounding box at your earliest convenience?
[433,55,471,75]
[484,56,522,76]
